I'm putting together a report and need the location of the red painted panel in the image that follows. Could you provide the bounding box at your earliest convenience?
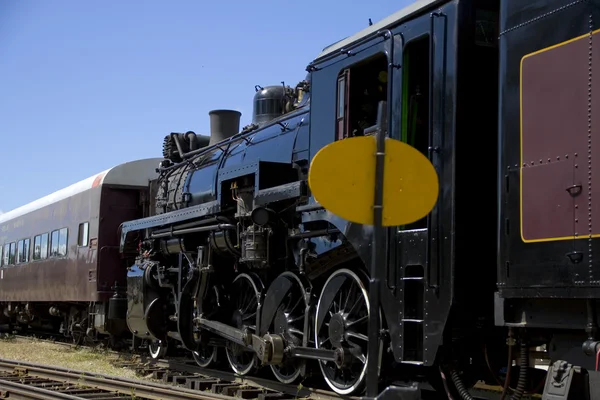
[521,160,574,242]
[521,36,589,164]
[591,35,600,235]
[520,33,597,242]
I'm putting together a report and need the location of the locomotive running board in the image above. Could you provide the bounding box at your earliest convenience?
[195,317,338,365]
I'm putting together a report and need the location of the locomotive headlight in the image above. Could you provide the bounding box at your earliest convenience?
[250,207,276,226]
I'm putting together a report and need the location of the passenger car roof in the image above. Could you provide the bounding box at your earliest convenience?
[0,157,162,224]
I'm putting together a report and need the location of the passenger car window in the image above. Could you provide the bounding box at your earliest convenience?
[50,230,59,257]
[33,233,49,260]
[8,243,16,264]
[23,238,30,263]
[33,235,41,260]
[17,238,31,264]
[78,222,89,247]
[58,228,68,257]
[40,233,48,259]
[1,244,6,266]
[17,240,24,264]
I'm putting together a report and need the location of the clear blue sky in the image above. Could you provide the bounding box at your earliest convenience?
[0,0,410,214]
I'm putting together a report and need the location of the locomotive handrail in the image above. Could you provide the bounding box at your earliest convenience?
[426,11,447,290]
[150,223,235,239]
[156,108,310,175]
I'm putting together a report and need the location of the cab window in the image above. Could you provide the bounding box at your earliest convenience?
[335,53,389,140]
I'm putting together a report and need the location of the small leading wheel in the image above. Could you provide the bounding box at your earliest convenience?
[314,268,380,395]
[225,273,262,375]
[267,272,309,384]
[148,340,167,360]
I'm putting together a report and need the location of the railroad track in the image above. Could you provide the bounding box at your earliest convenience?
[2,334,542,399]
[110,355,530,400]
[4,334,345,399]
[112,355,348,400]
[0,358,315,400]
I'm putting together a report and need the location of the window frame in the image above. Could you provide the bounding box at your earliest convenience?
[8,242,16,265]
[333,50,390,141]
[336,69,351,140]
[58,227,68,257]
[50,227,68,258]
[77,222,89,247]
[32,232,49,261]
[20,238,30,264]
[2,243,9,266]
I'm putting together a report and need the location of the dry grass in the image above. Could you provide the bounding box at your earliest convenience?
[0,335,147,380]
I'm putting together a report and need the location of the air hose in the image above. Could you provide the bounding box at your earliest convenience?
[449,368,475,400]
[510,339,529,400]
[450,334,529,400]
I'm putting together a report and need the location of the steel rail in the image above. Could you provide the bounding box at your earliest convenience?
[150,357,346,400]
[6,336,331,399]
[0,358,235,400]
[0,379,85,400]
[4,335,515,399]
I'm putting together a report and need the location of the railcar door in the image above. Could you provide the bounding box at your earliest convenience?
[389,32,432,367]
[387,8,453,367]
[97,187,145,298]
[306,3,458,371]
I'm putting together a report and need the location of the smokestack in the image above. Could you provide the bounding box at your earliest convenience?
[208,109,242,145]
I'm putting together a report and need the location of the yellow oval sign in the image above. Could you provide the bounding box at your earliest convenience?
[308,136,439,227]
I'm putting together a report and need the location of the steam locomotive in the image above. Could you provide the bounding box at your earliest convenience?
[2,0,600,398]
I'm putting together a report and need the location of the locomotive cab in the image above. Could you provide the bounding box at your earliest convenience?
[305,0,507,395]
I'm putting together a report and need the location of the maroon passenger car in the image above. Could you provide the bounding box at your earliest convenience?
[0,157,161,343]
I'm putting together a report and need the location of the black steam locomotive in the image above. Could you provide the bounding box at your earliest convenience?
[118,0,600,397]
[1,0,600,398]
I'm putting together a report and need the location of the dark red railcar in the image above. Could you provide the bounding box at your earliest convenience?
[0,157,161,342]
